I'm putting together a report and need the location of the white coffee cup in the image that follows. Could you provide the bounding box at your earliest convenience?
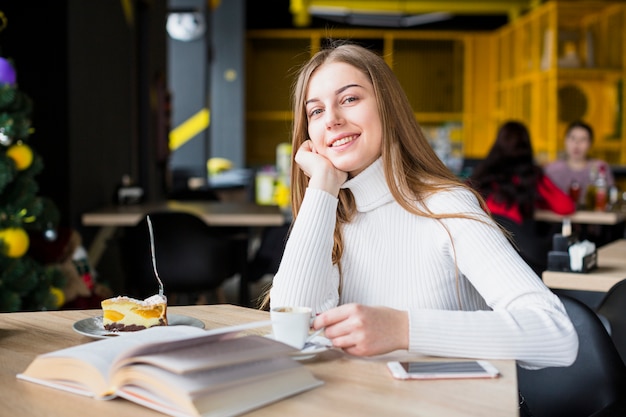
[270,306,312,349]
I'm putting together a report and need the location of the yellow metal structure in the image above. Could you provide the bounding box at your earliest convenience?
[246,1,626,166]
[290,0,541,27]
[245,29,496,165]
[494,1,626,164]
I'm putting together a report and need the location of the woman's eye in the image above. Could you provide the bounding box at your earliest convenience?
[309,108,323,117]
[343,96,358,104]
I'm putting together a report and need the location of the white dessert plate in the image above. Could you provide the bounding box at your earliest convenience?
[265,334,332,360]
[72,314,205,339]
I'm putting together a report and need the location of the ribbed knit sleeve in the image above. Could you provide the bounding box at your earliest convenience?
[270,159,578,369]
[270,188,341,311]
[408,189,578,368]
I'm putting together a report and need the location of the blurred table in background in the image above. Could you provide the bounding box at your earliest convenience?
[542,239,626,292]
[535,209,626,225]
[82,200,285,305]
[82,200,284,229]
[535,209,626,247]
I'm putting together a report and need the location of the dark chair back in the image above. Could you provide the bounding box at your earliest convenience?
[119,211,242,303]
[492,214,554,276]
[247,223,290,283]
[596,279,626,365]
[517,295,626,417]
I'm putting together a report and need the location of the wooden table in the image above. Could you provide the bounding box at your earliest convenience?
[535,209,626,247]
[82,201,286,305]
[1,305,519,417]
[543,239,626,292]
[82,200,285,228]
[535,209,626,225]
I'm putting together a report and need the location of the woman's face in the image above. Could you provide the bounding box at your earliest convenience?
[304,62,382,177]
[565,126,591,162]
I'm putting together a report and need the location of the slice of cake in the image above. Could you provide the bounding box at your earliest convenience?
[101,294,168,332]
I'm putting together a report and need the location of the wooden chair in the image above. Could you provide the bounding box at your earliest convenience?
[119,211,244,305]
[517,295,626,417]
[596,279,626,365]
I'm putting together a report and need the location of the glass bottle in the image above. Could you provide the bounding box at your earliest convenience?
[594,165,608,211]
[585,164,598,210]
[569,180,581,207]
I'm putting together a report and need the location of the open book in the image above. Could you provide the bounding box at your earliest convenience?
[17,322,323,417]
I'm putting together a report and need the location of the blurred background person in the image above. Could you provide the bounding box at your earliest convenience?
[545,120,614,208]
[469,121,575,274]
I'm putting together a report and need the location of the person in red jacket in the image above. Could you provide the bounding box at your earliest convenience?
[468,121,576,274]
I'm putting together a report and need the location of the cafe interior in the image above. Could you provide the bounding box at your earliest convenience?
[3,1,626,416]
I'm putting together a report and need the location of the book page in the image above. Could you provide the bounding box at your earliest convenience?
[113,356,303,412]
[17,321,273,398]
[112,320,273,366]
[18,325,206,397]
[118,335,297,374]
[116,361,323,417]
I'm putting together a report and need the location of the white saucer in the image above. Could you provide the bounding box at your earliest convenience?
[266,334,332,360]
[72,314,205,339]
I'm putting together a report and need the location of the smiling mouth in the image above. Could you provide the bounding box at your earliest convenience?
[331,135,356,147]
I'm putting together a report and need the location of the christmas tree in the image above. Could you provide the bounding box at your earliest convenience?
[0,46,65,311]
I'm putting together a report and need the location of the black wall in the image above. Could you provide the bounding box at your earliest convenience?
[1,1,70,225]
[1,0,168,246]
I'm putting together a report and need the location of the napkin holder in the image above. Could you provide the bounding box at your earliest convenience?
[546,234,597,273]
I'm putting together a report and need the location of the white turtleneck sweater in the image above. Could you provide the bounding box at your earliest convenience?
[270,158,578,368]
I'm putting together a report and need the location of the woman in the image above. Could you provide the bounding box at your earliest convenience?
[545,120,614,207]
[469,121,575,273]
[267,42,577,370]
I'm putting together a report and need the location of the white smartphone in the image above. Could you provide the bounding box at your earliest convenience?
[387,360,500,380]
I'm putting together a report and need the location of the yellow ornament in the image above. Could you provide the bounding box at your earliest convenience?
[50,286,66,308]
[0,227,30,258]
[6,142,34,170]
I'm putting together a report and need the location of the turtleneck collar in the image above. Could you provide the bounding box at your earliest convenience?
[340,157,394,212]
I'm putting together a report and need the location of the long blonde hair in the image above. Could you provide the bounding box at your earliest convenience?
[259,41,491,309]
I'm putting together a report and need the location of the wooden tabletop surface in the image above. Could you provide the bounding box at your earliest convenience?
[543,239,626,292]
[535,209,626,225]
[1,304,518,417]
[82,200,286,227]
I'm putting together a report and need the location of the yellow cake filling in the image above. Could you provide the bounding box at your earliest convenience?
[101,295,167,331]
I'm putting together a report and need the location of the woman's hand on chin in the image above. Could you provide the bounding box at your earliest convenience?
[296,140,347,196]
